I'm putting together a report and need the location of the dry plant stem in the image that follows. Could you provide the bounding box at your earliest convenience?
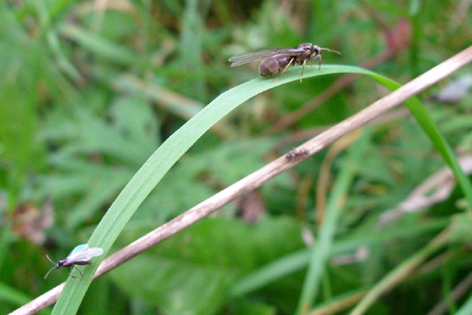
[379,154,472,226]
[349,228,451,315]
[418,250,458,276]
[309,290,368,315]
[12,46,472,315]
[427,271,472,315]
[295,175,314,219]
[273,107,409,153]
[10,283,66,315]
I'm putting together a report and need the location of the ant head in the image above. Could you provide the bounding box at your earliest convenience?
[46,254,61,268]
[309,46,341,61]
[309,45,321,58]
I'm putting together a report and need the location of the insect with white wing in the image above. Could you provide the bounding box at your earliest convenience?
[44,244,104,279]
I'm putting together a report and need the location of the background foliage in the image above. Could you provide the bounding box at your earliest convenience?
[1,0,472,314]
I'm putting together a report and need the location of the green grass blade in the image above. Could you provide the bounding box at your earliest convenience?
[49,64,471,314]
[349,230,449,315]
[296,130,371,314]
[456,294,472,315]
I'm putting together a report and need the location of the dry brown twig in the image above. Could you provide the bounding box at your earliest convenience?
[378,154,472,226]
[11,45,472,315]
[427,270,472,315]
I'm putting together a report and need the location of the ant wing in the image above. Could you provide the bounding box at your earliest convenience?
[69,244,88,256]
[228,46,309,67]
[67,245,104,263]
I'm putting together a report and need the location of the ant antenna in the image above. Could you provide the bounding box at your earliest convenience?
[44,255,57,279]
[320,47,341,55]
[46,254,55,265]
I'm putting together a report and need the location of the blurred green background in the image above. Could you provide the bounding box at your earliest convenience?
[1,0,472,314]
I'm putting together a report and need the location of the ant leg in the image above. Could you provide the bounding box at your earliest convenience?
[318,55,323,72]
[73,265,86,280]
[66,267,77,280]
[300,60,307,82]
[67,266,85,280]
[273,58,294,82]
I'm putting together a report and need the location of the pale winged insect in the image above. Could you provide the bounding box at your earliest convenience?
[228,43,341,82]
[44,244,104,279]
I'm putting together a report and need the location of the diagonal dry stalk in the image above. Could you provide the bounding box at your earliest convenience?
[11,45,472,315]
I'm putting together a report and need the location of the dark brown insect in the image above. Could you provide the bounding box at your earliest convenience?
[285,149,310,161]
[228,43,340,82]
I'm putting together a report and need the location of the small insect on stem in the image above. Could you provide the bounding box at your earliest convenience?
[228,43,341,82]
[285,149,310,161]
[44,244,104,280]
